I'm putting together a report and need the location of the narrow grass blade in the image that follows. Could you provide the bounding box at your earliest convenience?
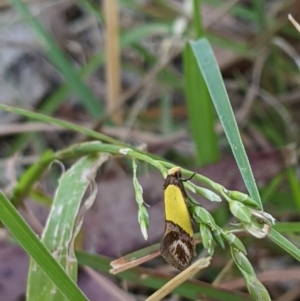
[190,37,300,263]
[11,0,102,117]
[269,228,300,262]
[184,0,219,166]
[273,222,300,233]
[0,104,122,146]
[184,44,219,165]
[27,154,109,300]
[0,191,89,301]
[190,38,262,208]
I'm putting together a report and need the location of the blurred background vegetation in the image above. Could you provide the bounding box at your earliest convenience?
[1,0,300,300]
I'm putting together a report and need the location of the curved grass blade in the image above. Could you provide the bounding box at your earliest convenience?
[0,191,89,301]
[190,37,262,209]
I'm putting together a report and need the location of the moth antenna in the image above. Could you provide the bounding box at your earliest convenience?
[181,172,196,182]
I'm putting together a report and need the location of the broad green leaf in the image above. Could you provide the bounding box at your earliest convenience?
[27,154,109,301]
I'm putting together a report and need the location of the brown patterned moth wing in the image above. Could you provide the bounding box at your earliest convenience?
[160,221,194,271]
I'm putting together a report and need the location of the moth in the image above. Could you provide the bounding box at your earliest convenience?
[160,166,196,270]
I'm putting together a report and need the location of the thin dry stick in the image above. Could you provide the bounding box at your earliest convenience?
[288,14,300,33]
[110,251,161,274]
[103,0,122,124]
[145,257,212,301]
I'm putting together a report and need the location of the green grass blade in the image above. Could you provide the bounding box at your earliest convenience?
[184,44,219,165]
[27,154,108,300]
[193,0,204,37]
[269,229,300,262]
[0,104,122,145]
[0,191,89,301]
[274,222,300,234]
[190,37,300,264]
[190,38,262,208]
[184,1,219,165]
[11,0,102,117]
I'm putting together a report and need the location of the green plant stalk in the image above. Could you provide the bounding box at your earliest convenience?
[0,191,89,301]
[10,141,220,209]
[0,104,123,145]
[9,141,165,207]
[11,150,55,207]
